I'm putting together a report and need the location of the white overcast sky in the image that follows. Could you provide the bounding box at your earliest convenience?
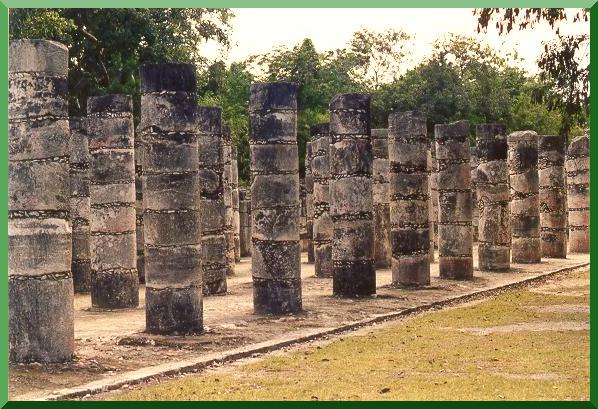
[201,8,589,75]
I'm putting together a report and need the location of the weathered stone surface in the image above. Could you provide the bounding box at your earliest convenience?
[538,135,567,258]
[250,82,302,313]
[426,147,435,262]
[311,123,333,277]
[239,188,252,257]
[140,63,203,334]
[389,112,430,286]
[470,148,479,242]
[435,120,473,279]
[135,125,145,283]
[197,107,228,295]
[508,130,541,263]
[566,134,590,253]
[231,138,241,262]
[372,128,391,268]
[430,144,439,250]
[305,141,315,263]
[330,93,376,296]
[476,124,510,271]
[222,125,236,276]
[9,39,74,363]
[88,94,139,309]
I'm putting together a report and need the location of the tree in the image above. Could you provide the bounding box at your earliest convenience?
[10,8,234,120]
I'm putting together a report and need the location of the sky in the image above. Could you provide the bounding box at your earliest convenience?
[201,8,589,75]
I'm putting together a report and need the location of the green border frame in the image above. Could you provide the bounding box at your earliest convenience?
[0,2,596,407]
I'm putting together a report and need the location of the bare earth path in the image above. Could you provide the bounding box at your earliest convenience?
[9,248,589,400]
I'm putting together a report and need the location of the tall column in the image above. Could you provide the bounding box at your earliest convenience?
[566,134,590,253]
[88,94,139,309]
[140,64,203,334]
[249,81,302,313]
[470,148,479,242]
[476,124,510,271]
[372,128,392,268]
[69,117,92,292]
[329,93,376,296]
[197,107,228,295]
[389,112,430,286]
[239,188,252,257]
[430,144,439,250]
[305,141,315,263]
[435,121,473,280]
[135,127,145,283]
[426,146,435,262]
[508,130,541,263]
[231,141,241,262]
[9,39,74,362]
[222,125,236,276]
[311,123,333,277]
[539,135,567,258]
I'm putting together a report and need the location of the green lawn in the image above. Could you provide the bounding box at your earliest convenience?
[113,270,590,401]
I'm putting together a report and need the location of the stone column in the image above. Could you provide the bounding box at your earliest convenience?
[566,134,590,253]
[69,117,91,292]
[430,144,439,250]
[197,107,228,295]
[311,123,333,277]
[222,125,236,276]
[372,128,392,268]
[435,121,473,279]
[231,141,241,262]
[239,188,252,257]
[476,124,510,271]
[426,147,435,262]
[9,39,74,362]
[470,148,479,242]
[249,81,302,313]
[140,64,203,334]
[135,128,145,283]
[539,135,567,258]
[508,130,541,263]
[329,93,376,296]
[389,112,430,286]
[88,94,139,309]
[305,141,315,263]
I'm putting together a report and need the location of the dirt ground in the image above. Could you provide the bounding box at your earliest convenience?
[9,247,589,399]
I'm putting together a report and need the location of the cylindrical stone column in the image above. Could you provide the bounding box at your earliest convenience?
[566,134,590,253]
[435,120,473,280]
[426,146,435,262]
[88,94,139,309]
[329,93,376,296]
[470,148,479,242]
[140,63,203,334]
[311,123,333,277]
[197,107,228,295]
[249,81,302,313]
[430,144,439,250]
[231,141,241,262]
[372,128,392,268]
[239,188,252,257]
[508,130,541,263]
[135,127,145,283]
[69,117,92,292]
[305,141,315,263]
[539,135,567,258]
[476,124,510,271]
[389,112,430,286]
[222,125,236,276]
[9,39,74,362]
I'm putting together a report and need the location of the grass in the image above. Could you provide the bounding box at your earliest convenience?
[112,270,590,401]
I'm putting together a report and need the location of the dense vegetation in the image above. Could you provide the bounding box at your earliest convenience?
[10,8,588,184]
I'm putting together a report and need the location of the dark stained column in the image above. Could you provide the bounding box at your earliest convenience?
[388,112,430,286]
[197,107,228,294]
[9,39,74,362]
[426,146,435,262]
[435,121,473,280]
[470,148,479,242]
[69,117,91,292]
[222,125,236,276]
[249,81,302,313]
[372,128,392,268]
[566,134,590,253]
[135,127,145,283]
[311,123,333,277]
[239,188,252,257]
[508,130,541,263]
[329,93,376,296]
[430,144,439,251]
[140,63,203,334]
[231,140,241,262]
[476,124,510,271]
[88,94,139,309]
[539,135,567,258]
[305,141,315,263]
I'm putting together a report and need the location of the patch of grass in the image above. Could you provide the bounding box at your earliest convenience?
[113,270,590,401]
